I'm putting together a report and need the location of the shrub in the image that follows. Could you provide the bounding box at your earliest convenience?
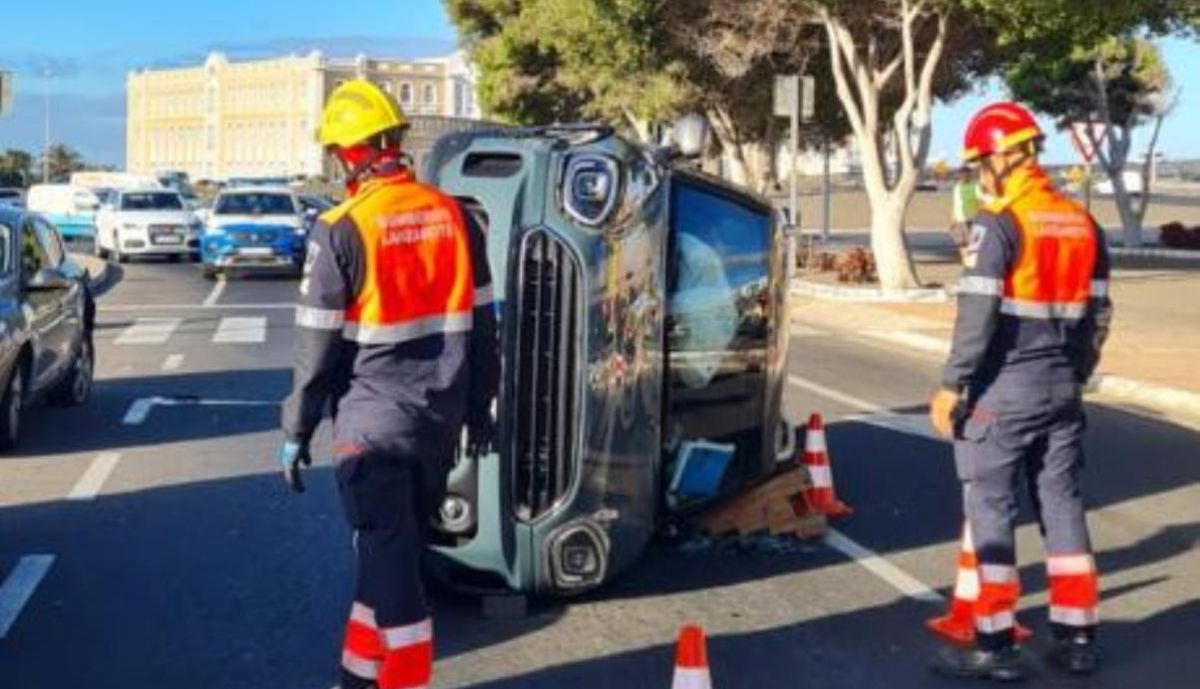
[1160,222,1200,250]
[836,247,878,284]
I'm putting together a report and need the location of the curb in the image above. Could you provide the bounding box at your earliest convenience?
[1109,247,1200,262]
[845,328,1200,425]
[791,279,950,304]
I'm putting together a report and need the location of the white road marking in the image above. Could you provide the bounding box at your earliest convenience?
[99,303,294,312]
[66,452,122,501]
[114,318,182,345]
[202,279,226,308]
[787,375,945,603]
[0,555,56,639]
[844,412,940,440]
[122,396,279,426]
[860,329,950,356]
[790,324,828,338]
[213,317,267,344]
[789,374,889,414]
[825,531,944,603]
[162,354,185,371]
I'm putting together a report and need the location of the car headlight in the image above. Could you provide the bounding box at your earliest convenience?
[562,154,621,227]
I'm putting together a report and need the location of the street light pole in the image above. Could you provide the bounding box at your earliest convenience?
[42,68,51,183]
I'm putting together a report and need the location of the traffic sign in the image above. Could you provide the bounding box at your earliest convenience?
[774,75,815,123]
[1069,121,1108,164]
[0,70,13,117]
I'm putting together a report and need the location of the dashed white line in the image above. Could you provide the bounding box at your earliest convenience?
[114,318,182,345]
[66,452,122,501]
[213,317,267,344]
[123,398,158,425]
[0,555,56,639]
[202,279,226,307]
[162,354,185,371]
[825,531,944,603]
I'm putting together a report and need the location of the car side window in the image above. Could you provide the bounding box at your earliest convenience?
[33,219,65,267]
[21,221,52,280]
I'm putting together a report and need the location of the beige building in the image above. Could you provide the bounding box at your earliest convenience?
[126,50,481,181]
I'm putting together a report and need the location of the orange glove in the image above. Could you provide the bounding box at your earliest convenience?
[929,388,960,439]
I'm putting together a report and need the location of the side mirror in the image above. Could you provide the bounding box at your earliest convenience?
[27,267,72,292]
[671,113,711,160]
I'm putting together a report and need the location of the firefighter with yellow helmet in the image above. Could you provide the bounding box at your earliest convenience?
[279,79,499,689]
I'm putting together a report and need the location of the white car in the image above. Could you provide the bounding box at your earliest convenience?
[1094,170,1145,196]
[94,189,203,263]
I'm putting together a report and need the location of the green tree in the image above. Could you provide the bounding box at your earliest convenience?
[1007,38,1173,246]
[965,0,1195,246]
[444,0,833,192]
[39,144,84,183]
[0,149,34,187]
[804,0,997,289]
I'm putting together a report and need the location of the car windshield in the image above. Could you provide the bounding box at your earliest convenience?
[121,192,184,211]
[215,193,296,216]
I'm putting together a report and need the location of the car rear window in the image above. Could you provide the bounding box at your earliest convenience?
[215,193,296,216]
[121,192,184,211]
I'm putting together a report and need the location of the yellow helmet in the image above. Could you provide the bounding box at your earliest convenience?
[317,79,408,149]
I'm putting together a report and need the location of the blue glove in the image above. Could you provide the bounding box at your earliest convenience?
[279,440,312,493]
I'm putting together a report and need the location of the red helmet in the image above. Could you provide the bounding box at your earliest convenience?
[962,102,1043,162]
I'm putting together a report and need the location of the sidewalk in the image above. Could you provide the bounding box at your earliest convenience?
[791,260,1200,427]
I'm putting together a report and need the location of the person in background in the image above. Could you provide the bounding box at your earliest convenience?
[950,165,982,264]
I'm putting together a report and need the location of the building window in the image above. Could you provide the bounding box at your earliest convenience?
[399,83,412,105]
[423,84,436,105]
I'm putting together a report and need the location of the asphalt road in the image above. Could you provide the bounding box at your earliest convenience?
[0,261,1196,689]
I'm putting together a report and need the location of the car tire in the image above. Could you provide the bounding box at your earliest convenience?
[49,335,94,408]
[0,363,25,451]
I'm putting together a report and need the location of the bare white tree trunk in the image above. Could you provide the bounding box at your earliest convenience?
[818,1,946,290]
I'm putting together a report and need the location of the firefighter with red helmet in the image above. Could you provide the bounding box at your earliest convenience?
[929,102,1112,680]
[278,79,499,689]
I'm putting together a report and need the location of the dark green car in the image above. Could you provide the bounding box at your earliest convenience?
[422,125,792,595]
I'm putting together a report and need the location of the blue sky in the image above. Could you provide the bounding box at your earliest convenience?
[0,2,1197,168]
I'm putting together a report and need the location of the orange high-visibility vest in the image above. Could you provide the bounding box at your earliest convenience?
[998,173,1098,321]
[324,172,475,345]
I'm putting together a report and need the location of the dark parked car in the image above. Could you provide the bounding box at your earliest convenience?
[0,206,95,449]
[422,125,793,595]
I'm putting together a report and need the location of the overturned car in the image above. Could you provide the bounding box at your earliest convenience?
[422,124,793,595]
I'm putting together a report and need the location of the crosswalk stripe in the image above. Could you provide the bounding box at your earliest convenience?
[114,318,182,345]
[212,317,268,344]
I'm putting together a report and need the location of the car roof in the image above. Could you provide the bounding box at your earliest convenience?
[0,205,26,227]
[217,186,295,196]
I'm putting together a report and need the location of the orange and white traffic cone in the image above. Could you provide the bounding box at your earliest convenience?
[927,521,1032,645]
[671,624,712,689]
[800,413,851,518]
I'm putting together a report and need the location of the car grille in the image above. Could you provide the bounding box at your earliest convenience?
[230,230,277,245]
[512,230,582,521]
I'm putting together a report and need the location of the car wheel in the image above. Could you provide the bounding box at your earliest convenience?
[50,335,94,407]
[0,363,25,450]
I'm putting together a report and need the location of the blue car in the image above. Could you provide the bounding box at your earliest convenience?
[200,188,308,279]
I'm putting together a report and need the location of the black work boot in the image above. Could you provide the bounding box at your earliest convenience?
[1048,636,1099,675]
[933,645,1028,682]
